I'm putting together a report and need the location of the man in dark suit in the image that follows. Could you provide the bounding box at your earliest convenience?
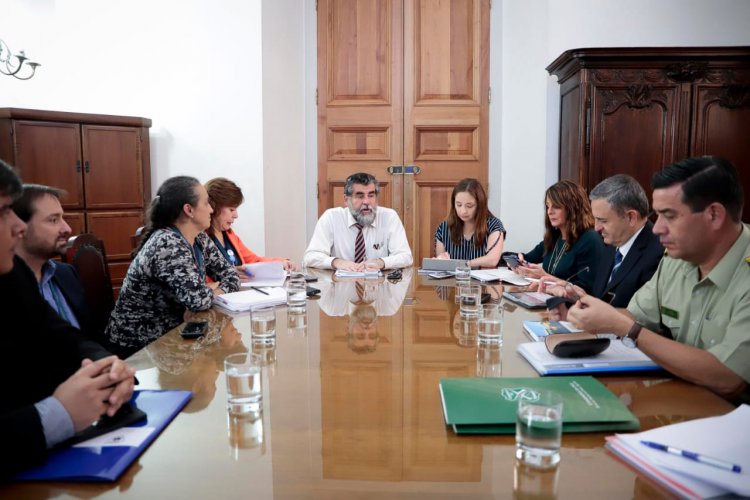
[588,174,664,307]
[12,184,101,340]
[0,161,135,478]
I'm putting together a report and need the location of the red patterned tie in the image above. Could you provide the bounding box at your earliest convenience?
[354,223,366,263]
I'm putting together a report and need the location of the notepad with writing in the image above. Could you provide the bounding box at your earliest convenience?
[14,389,191,482]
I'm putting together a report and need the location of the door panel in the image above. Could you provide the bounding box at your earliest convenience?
[12,121,84,209]
[589,84,682,203]
[404,0,489,262]
[318,0,403,217]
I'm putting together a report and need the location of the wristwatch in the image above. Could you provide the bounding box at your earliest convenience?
[622,322,643,348]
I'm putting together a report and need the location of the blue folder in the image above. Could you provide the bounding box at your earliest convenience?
[14,389,191,482]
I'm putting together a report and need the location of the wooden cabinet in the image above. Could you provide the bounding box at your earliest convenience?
[0,108,152,293]
[547,47,750,222]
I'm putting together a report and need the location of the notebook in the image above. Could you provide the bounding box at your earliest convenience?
[214,287,287,312]
[439,376,640,434]
[14,390,191,482]
[470,268,530,286]
[517,340,661,375]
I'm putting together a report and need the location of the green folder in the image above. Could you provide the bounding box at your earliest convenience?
[439,376,640,434]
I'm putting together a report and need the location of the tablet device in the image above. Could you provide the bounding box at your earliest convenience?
[421,257,466,272]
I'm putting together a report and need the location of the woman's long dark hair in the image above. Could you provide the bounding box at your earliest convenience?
[447,178,493,248]
[543,180,594,253]
[133,176,201,257]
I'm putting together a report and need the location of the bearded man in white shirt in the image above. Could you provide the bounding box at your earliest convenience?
[303,172,413,271]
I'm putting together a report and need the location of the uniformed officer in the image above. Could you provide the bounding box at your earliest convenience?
[566,156,749,401]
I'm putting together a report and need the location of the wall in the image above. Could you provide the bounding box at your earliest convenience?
[3,0,750,259]
[1,0,266,253]
[495,0,750,252]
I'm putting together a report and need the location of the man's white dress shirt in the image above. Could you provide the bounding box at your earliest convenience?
[303,206,413,269]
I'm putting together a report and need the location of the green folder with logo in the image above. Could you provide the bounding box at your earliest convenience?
[439,376,640,434]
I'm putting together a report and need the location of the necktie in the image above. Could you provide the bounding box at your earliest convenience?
[608,249,623,283]
[354,223,366,263]
[355,280,366,302]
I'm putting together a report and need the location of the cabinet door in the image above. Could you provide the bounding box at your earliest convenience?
[82,125,144,209]
[12,121,84,209]
[589,81,686,197]
[691,84,750,222]
[86,211,144,262]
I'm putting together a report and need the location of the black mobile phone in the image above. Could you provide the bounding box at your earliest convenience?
[306,285,321,297]
[503,255,521,269]
[481,293,492,304]
[181,320,208,339]
[304,275,318,282]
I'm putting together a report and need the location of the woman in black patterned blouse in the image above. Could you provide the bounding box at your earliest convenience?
[434,178,506,268]
[105,176,240,357]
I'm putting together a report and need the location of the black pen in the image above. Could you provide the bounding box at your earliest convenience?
[250,286,269,296]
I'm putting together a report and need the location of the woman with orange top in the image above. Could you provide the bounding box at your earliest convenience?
[205,177,297,271]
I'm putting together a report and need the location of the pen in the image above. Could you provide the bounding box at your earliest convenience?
[640,440,742,473]
[250,286,269,296]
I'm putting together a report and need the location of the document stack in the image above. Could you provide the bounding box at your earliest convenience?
[606,405,750,498]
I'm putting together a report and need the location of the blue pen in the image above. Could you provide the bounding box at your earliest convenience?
[640,440,742,473]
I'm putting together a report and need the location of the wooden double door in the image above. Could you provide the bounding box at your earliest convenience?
[317,0,490,262]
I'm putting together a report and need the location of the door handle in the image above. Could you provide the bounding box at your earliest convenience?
[387,165,403,174]
[84,160,90,173]
[76,160,81,173]
[404,165,421,175]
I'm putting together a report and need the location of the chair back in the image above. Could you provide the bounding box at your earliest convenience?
[63,233,115,338]
[131,225,145,253]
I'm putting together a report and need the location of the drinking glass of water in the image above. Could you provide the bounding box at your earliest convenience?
[224,352,263,414]
[459,284,481,317]
[286,276,307,313]
[477,303,503,345]
[516,390,563,468]
[455,262,471,285]
[251,305,276,345]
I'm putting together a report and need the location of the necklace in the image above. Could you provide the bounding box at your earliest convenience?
[548,239,567,274]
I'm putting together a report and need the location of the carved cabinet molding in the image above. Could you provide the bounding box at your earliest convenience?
[547,47,750,222]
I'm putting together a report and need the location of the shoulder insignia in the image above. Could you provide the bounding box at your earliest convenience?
[745,256,750,266]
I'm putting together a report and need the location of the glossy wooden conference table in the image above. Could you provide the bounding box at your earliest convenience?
[4,269,735,499]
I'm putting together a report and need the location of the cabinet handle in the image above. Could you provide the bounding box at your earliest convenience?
[76,160,81,173]
[84,160,90,173]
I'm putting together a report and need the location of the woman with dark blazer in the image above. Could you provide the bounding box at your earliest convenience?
[517,180,604,293]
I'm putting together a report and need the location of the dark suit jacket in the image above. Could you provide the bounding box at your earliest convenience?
[0,257,111,479]
[52,262,102,342]
[592,221,664,308]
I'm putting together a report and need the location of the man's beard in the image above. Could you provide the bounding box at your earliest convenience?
[349,200,376,226]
